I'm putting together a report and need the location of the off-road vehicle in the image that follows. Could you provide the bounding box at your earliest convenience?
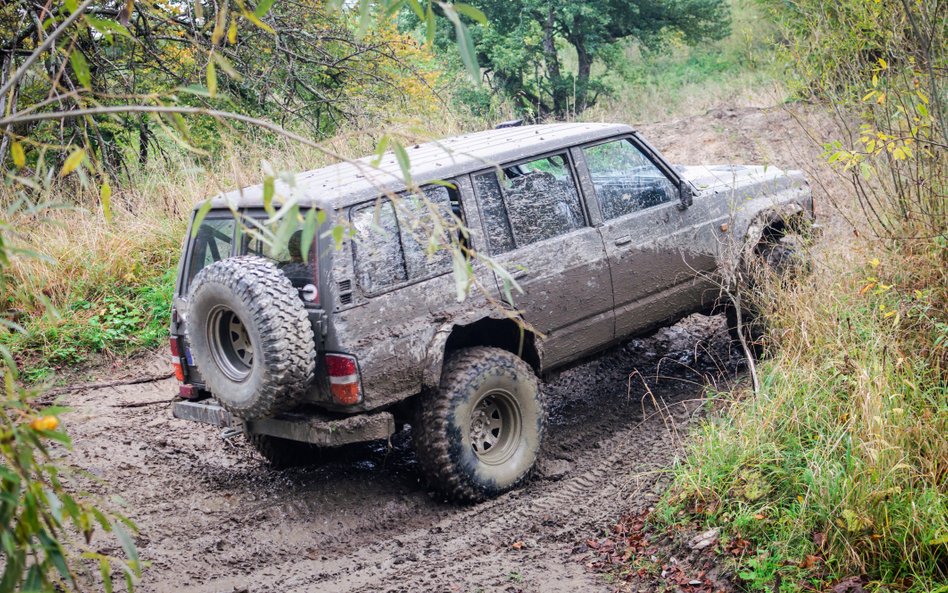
[170,122,813,501]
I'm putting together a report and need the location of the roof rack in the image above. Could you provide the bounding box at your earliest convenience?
[495,119,524,129]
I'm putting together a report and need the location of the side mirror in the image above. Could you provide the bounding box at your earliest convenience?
[678,181,694,210]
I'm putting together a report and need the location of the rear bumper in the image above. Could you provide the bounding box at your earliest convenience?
[172,400,395,447]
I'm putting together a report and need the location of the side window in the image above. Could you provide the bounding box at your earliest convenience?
[583,139,678,220]
[187,218,235,286]
[351,184,457,294]
[472,153,585,254]
[351,201,408,293]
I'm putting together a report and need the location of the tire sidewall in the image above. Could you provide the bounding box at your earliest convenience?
[445,353,543,497]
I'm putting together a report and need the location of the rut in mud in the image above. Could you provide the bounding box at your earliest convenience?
[57,105,844,592]
[64,314,738,593]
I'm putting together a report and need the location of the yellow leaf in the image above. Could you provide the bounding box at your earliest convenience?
[11,141,25,168]
[878,57,887,70]
[60,148,85,177]
[228,17,238,44]
[870,258,880,268]
[206,59,217,96]
[100,179,113,222]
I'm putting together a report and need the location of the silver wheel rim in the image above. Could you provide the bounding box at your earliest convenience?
[206,305,254,382]
[469,389,522,465]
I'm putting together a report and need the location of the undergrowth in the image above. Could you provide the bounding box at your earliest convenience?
[659,237,948,591]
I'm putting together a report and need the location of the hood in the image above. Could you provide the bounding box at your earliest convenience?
[674,164,796,192]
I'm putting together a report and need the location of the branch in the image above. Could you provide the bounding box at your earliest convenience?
[0,0,96,100]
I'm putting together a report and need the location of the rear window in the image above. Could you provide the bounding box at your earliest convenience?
[243,219,317,290]
[186,217,236,286]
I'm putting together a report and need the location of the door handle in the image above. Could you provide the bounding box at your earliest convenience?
[614,235,632,246]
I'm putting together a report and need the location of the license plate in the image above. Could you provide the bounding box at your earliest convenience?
[185,347,194,366]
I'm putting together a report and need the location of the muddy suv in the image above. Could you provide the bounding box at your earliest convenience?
[171,123,813,501]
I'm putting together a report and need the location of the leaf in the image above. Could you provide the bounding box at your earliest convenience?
[371,135,390,167]
[211,2,228,44]
[114,523,140,575]
[11,142,25,168]
[191,200,214,236]
[206,59,217,97]
[193,0,204,20]
[100,180,113,222]
[254,0,275,17]
[211,52,241,78]
[301,207,317,262]
[392,141,412,184]
[442,5,479,82]
[331,224,344,249]
[406,0,425,19]
[70,50,91,89]
[454,3,487,24]
[242,9,275,34]
[85,16,132,39]
[60,149,85,177]
[262,176,275,214]
[227,17,238,44]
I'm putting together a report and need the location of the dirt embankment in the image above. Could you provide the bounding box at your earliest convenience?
[58,105,843,592]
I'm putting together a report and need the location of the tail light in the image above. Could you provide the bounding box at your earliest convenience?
[325,353,362,405]
[170,337,185,383]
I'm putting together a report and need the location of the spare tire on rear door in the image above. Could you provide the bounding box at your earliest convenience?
[187,255,316,420]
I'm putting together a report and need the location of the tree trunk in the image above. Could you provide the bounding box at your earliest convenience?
[574,38,592,114]
[542,3,567,117]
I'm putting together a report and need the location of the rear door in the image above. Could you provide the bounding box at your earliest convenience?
[577,137,717,338]
[471,152,614,369]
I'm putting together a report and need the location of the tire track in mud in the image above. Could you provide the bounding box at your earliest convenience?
[60,315,739,593]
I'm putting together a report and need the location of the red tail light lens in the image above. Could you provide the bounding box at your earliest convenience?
[170,337,185,383]
[325,353,361,406]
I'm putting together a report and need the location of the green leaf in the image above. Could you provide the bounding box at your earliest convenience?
[191,200,214,236]
[371,135,390,167]
[406,0,425,19]
[356,0,372,39]
[331,225,345,249]
[10,142,25,168]
[85,16,132,39]
[262,176,275,214]
[206,59,217,97]
[70,50,91,89]
[242,9,275,34]
[254,0,275,17]
[454,3,487,24]
[114,523,140,575]
[100,180,112,222]
[441,5,479,82]
[60,148,86,177]
[301,207,317,262]
[392,141,412,184]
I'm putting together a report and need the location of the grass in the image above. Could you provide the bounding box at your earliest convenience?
[657,234,948,591]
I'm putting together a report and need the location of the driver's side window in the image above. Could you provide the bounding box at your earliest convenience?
[583,139,678,220]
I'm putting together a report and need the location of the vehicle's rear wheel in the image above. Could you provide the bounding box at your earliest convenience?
[247,433,320,468]
[412,347,545,502]
[187,256,315,420]
[726,233,809,358]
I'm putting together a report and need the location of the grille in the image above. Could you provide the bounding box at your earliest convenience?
[338,279,352,292]
[339,293,353,305]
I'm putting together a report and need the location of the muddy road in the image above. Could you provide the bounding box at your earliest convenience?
[64,315,738,593]
[59,105,843,592]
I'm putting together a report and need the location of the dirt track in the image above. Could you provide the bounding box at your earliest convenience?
[58,105,843,592]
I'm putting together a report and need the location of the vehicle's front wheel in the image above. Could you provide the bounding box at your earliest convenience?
[412,347,546,502]
[726,233,810,358]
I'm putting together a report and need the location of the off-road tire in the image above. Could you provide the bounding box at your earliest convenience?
[726,234,809,358]
[248,433,318,468]
[412,347,546,503]
[187,256,315,420]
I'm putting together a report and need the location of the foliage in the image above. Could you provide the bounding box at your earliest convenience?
[660,242,947,591]
[761,0,946,241]
[447,0,731,117]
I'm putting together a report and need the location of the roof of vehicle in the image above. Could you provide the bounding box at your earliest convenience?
[205,122,634,211]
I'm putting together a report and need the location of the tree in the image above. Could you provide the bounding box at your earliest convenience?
[469,0,731,117]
